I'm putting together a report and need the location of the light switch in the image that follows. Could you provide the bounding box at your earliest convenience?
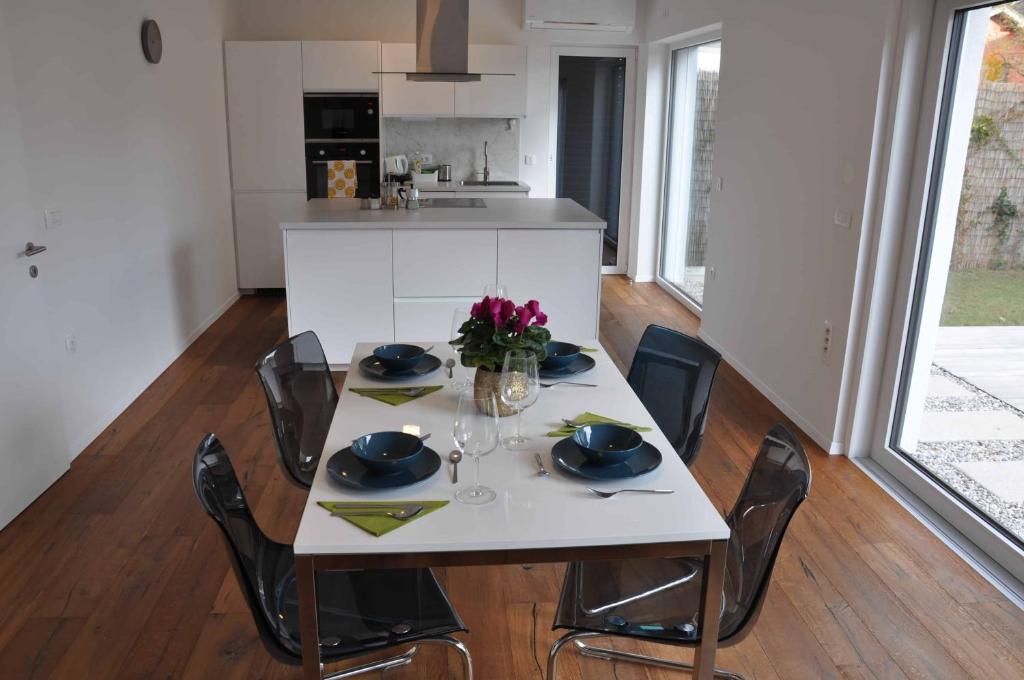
[833,208,852,228]
[44,207,63,230]
[524,154,537,166]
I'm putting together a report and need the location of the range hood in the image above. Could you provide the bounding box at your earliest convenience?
[376,0,512,82]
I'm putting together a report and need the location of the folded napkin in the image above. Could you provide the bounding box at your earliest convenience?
[580,346,598,353]
[318,500,448,537]
[326,160,358,198]
[546,411,654,437]
[349,385,443,406]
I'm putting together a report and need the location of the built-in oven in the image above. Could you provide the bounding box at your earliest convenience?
[306,142,380,199]
[303,93,379,141]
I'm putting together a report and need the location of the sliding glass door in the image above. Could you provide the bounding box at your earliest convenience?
[874,0,1024,582]
[657,40,721,309]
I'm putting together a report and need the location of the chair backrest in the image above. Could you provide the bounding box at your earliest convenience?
[626,325,721,466]
[255,331,338,488]
[719,424,811,642]
[192,434,302,662]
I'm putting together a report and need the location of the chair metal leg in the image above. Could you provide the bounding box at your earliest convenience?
[547,631,604,680]
[415,635,474,680]
[321,635,472,680]
[322,646,417,679]
[574,639,747,680]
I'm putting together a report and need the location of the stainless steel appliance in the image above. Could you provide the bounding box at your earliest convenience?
[437,164,452,182]
[306,141,380,199]
[303,93,379,140]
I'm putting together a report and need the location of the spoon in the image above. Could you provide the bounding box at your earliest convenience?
[444,358,456,379]
[534,453,550,477]
[332,506,424,520]
[448,450,462,483]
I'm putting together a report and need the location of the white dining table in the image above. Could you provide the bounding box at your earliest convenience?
[294,341,731,680]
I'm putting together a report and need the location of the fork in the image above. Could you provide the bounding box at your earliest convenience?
[332,506,424,520]
[587,488,674,498]
[359,387,430,397]
[540,381,598,389]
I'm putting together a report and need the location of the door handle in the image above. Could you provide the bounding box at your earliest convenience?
[21,242,47,257]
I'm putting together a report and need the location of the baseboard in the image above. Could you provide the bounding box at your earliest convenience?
[67,291,240,460]
[698,331,840,454]
[855,457,1024,609]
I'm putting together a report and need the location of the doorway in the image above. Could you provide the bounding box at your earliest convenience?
[550,46,636,274]
[872,0,1024,584]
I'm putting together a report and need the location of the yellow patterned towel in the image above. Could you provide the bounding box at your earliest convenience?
[326,160,358,198]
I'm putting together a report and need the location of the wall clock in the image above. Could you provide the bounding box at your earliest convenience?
[141,19,162,64]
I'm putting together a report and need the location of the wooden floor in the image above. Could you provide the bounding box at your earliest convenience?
[1,276,1023,680]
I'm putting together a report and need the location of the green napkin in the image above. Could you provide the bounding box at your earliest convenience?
[546,411,654,437]
[318,500,448,537]
[349,385,443,406]
[580,346,599,353]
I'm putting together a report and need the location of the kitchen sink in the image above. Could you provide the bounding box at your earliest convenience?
[460,180,521,187]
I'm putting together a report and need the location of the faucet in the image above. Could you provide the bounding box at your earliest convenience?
[483,141,490,183]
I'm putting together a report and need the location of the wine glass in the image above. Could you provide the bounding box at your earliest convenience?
[499,350,540,450]
[449,306,472,389]
[483,283,508,299]
[452,388,501,505]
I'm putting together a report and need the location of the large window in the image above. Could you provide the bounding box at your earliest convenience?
[658,40,721,308]
[873,1,1024,582]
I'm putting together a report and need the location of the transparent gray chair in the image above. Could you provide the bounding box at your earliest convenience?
[627,325,721,467]
[547,424,811,680]
[192,434,473,679]
[256,330,338,489]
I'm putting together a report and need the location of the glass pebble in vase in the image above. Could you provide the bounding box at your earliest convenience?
[499,350,540,450]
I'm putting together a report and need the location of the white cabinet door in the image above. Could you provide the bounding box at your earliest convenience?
[455,45,527,117]
[498,229,602,341]
[393,229,496,297]
[233,192,308,289]
[381,44,454,117]
[394,298,479,343]
[302,41,380,92]
[285,230,395,365]
[225,42,306,192]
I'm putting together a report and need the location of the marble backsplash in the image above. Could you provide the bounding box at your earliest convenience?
[383,118,520,182]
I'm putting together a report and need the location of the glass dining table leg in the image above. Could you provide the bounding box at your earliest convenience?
[692,539,728,680]
[296,555,323,680]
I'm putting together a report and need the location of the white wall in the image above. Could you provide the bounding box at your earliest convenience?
[1,0,238,457]
[642,0,895,451]
[226,0,648,197]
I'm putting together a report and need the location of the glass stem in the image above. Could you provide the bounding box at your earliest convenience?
[474,455,482,489]
[516,406,524,440]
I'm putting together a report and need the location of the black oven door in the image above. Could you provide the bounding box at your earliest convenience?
[303,94,379,140]
[306,142,380,199]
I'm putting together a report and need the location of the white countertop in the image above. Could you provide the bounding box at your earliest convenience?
[293,341,730,556]
[281,197,605,230]
[417,180,530,193]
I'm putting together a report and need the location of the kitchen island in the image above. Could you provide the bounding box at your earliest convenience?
[281,197,605,366]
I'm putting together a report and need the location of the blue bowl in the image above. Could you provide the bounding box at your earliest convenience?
[351,431,424,473]
[572,424,643,466]
[542,341,581,369]
[373,344,426,373]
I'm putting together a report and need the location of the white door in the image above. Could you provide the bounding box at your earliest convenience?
[0,21,69,529]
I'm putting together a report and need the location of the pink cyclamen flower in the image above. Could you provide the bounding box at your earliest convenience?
[524,299,547,326]
[500,299,517,327]
[513,305,532,334]
[488,297,505,326]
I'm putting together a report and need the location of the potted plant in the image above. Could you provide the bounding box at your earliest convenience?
[450,295,551,416]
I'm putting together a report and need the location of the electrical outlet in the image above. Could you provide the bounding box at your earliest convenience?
[44,207,63,230]
[524,154,537,166]
[833,208,852,228]
[821,321,833,365]
[64,333,78,355]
